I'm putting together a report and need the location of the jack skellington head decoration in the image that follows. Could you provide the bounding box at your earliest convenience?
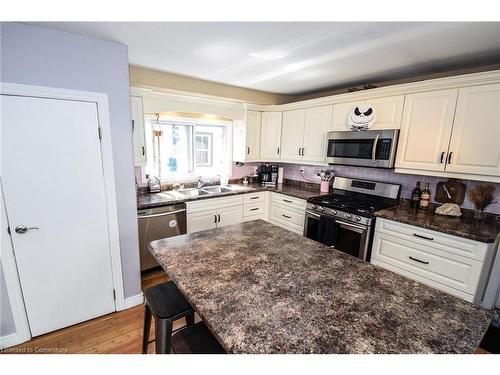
[348,104,377,131]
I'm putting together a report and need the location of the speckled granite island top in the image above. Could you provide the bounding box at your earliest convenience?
[375,203,500,243]
[137,183,327,210]
[149,220,493,354]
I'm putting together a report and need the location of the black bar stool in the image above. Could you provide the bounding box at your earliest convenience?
[172,322,226,354]
[142,281,195,354]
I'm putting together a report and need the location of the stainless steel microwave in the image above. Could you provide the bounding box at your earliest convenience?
[326,129,399,168]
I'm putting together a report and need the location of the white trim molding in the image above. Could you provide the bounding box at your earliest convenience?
[0,83,126,341]
[247,69,500,111]
[124,292,144,309]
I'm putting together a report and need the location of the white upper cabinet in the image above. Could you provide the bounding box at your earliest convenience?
[260,111,283,160]
[395,89,458,171]
[445,84,500,176]
[281,109,306,161]
[280,106,332,163]
[302,105,333,163]
[131,95,147,167]
[245,110,262,161]
[331,100,360,131]
[331,95,404,131]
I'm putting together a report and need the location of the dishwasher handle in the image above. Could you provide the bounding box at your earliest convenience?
[137,208,186,219]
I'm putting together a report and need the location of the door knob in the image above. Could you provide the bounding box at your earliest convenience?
[15,225,39,234]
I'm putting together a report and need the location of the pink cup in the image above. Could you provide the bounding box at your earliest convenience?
[320,181,330,193]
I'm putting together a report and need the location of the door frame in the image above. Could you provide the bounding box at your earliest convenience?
[0,83,125,346]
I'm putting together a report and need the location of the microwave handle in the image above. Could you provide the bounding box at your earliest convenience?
[372,134,380,163]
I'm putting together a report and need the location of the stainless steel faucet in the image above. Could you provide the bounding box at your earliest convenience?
[197,176,212,188]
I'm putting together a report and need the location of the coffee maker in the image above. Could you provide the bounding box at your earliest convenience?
[258,164,279,186]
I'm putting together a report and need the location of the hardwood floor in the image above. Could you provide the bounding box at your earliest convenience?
[4,268,173,354]
[2,267,495,354]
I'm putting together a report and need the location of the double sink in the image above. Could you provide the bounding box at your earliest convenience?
[157,185,250,200]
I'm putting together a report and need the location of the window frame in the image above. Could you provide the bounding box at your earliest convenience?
[143,115,232,182]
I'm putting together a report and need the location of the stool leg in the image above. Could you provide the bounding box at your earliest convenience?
[155,318,173,354]
[142,304,152,354]
[185,309,195,326]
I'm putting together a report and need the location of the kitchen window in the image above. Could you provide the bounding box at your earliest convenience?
[195,132,212,167]
[144,115,231,180]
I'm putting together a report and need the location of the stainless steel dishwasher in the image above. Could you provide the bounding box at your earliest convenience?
[137,203,186,271]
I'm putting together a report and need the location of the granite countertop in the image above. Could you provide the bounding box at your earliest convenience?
[149,220,493,354]
[375,202,500,243]
[137,182,327,210]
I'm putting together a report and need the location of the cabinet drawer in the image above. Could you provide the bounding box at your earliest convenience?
[243,202,265,218]
[270,204,305,229]
[271,193,306,210]
[186,195,243,213]
[243,192,266,204]
[371,232,483,298]
[375,218,488,261]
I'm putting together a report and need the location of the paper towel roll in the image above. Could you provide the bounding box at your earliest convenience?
[278,167,284,184]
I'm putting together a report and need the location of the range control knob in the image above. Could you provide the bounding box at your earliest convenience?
[312,205,317,210]
[318,206,324,211]
[355,216,361,222]
[331,209,337,215]
[344,213,352,219]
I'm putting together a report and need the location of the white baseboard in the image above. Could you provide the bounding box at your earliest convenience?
[123,292,144,309]
[0,332,29,350]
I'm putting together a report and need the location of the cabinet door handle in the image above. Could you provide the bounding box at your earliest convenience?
[132,119,135,131]
[298,148,301,156]
[214,215,217,223]
[217,214,221,223]
[440,151,445,164]
[283,199,292,203]
[409,256,429,265]
[250,208,259,211]
[142,146,145,156]
[302,148,305,156]
[413,233,434,241]
[447,152,453,164]
[247,147,250,155]
[250,196,259,200]
[282,214,292,219]
[277,147,280,155]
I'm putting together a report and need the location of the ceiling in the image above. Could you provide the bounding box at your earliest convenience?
[31,22,500,95]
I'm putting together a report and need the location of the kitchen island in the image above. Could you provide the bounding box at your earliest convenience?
[149,220,493,354]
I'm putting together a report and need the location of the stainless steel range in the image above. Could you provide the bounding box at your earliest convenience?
[304,177,401,261]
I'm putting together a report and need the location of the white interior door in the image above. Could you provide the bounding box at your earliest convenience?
[1,95,116,336]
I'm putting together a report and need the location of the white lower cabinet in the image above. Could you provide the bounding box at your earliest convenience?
[186,196,244,234]
[186,191,305,235]
[243,192,269,222]
[217,205,244,228]
[269,193,306,235]
[188,210,217,233]
[371,218,496,303]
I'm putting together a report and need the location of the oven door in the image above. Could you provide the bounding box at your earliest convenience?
[304,210,371,261]
[326,129,398,168]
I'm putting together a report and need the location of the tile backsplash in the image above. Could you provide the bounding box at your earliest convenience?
[231,162,500,214]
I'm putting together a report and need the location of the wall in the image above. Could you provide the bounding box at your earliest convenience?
[232,162,500,214]
[130,65,293,105]
[0,23,142,338]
